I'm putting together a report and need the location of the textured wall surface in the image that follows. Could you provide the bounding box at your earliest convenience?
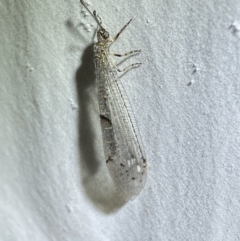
[1,0,240,240]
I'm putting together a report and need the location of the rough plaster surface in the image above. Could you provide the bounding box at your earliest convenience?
[0,0,240,240]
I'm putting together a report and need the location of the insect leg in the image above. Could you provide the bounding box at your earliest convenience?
[111,49,142,73]
[116,63,142,73]
[111,50,141,58]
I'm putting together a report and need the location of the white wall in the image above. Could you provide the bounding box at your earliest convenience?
[1,0,240,240]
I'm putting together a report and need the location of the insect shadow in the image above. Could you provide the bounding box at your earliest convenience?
[75,43,98,174]
[66,19,125,212]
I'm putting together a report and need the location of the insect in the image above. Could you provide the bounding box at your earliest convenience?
[80,0,147,201]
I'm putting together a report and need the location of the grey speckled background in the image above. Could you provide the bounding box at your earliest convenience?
[0,0,240,240]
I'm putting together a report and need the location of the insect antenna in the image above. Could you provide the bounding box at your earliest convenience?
[80,0,104,28]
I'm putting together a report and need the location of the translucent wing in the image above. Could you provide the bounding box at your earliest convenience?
[96,53,147,201]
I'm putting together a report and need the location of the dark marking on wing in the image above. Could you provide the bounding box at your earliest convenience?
[106,156,113,163]
[143,158,147,168]
[100,114,111,123]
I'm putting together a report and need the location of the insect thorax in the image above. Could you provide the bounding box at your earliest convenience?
[94,41,110,66]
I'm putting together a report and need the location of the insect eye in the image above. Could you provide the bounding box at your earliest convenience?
[100,29,109,39]
[103,32,109,39]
